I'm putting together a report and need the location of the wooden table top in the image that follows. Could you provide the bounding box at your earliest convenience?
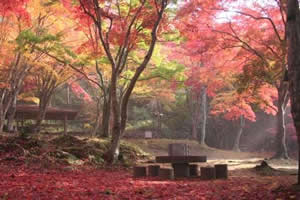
[155,155,207,163]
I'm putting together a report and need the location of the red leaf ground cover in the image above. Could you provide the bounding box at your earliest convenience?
[0,161,299,200]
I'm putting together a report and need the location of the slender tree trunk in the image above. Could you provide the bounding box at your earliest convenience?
[105,70,121,164]
[199,86,207,145]
[66,84,70,104]
[191,121,198,140]
[156,100,163,135]
[0,106,5,131]
[34,95,51,133]
[0,92,6,131]
[91,100,101,136]
[101,94,111,138]
[98,0,167,164]
[272,87,289,159]
[233,116,245,152]
[0,91,18,132]
[7,96,17,132]
[188,89,201,140]
[287,0,300,184]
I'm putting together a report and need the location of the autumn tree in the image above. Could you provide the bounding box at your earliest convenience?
[172,1,284,151]
[65,0,170,163]
[7,0,78,132]
[32,63,73,132]
[0,0,31,131]
[218,1,289,158]
[178,0,290,157]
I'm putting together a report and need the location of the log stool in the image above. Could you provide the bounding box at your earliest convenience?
[172,163,190,177]
[159,168,174,179]
[148,165,160,177]
[200,166,216,180]
[133,166,147,178]
[215,164,228,179]
[189,164,199,176]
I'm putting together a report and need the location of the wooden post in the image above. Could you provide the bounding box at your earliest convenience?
[172,163,190,177]
[64,114,67,135]
[215,164,228,179]
[200,166,216,180]
[159,168,174,179]
[148,165,160,177]
[133,166,147,177]
[189,164,199,176]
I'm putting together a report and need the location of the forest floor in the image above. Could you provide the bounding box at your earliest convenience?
[127,138,298,171]
[0,133,299,199]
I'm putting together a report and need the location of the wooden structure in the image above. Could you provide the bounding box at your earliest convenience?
[148,165,160,177]
[14,104,79,134]
[168,143,189,156]
[156,156,207,163]
[189,164,199,176]
[200,166,216,180]
[158,168,174,179]
[155,156,207,178]
[215,164,228,179]
[133,166,147,177]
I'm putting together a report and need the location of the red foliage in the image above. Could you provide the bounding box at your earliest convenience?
[0,0,30,23]
[0,162,298,200]
[70,82,93,102]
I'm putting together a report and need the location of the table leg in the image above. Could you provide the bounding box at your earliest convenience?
[172,163,190,177]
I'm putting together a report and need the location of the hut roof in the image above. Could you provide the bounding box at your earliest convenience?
[15,105,79,120]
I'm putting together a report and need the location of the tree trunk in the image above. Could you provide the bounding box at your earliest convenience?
[105,70,121,164]
[191,121,198,140]
[34,95,50,133]
[66,84,70,104]
[7,96,17,132]
[287,0,300,184]
[0,90,19,132]
[0,92,6,131]
[91,100,101,137]
[199,86,207,145]
[96,0,167,164]
[233,116,245,152]
[0,106,5,131]
[272,86,289,159]
[156,100,163,135]
[101,94,111,138]
[188,89,201,140]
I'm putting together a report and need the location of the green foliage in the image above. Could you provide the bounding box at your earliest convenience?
[16,29,61,52]
[161,29,183,43]
[42,0,60,7]
[15,29,79,66]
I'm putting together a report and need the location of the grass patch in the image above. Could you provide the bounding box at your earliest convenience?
[0,134,149,168]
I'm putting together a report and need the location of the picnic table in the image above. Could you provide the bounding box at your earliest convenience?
[155,155,207,177]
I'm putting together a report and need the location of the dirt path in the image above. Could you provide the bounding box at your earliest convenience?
[126,139,298,173]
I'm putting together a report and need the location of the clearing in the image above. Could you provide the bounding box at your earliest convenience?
[0,134,299,199]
